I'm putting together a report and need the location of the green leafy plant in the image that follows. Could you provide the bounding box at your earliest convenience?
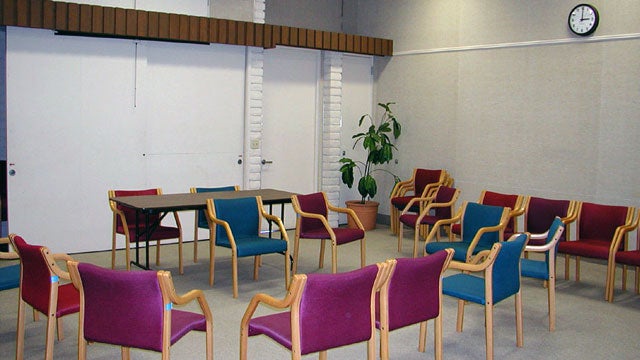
[339,102,402,203]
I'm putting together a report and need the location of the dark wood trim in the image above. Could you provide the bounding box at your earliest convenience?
[0,0,392,56]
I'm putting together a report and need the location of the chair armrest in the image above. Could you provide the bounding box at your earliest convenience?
[262,212,290,241]
[463,221,505,262]
[390,179,414,198]
[0,237,18,260]
[326,203,365,230]
[240,274,306,330]
[448,244,500,272]
[48,252,74,281]
[158,271,214,322]
[425,208,462,245]
[401,195,435,214]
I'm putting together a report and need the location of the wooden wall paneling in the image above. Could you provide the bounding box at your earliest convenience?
[54,1,67,31]
[67,2,79,32]
[194,17,207,43]
[227,18,237,44]
[245,21,254,46]
[272,25,281,47]
[281,26,290,46]
[43,0,54,29]
[91,6,102,33]
[30,0,43,28]
[255,23,264,48]
[15,0,28,27]
[298,28,306,47]
[209,18,218,43]
[263,24,273,48]
[198,17,209,43]
[217,18,227,44]
[237,21,247,46]
[178,14,188,41]
[113,7,126,36]
[168,13,179,40]
[147,11,158,38]
[137,10,148,38]
[79,4,91,32]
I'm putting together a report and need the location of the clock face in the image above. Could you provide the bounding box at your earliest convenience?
[568,4,599,36]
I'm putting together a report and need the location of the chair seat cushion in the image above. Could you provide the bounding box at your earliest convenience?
[171,309,207,346]
[248,312,293,350]
[426,241,491,262]
[218,236,288,257]
[117,225,181,242]
[56,283,81,317]
[399,213,439,227]
[557,239,612,259]
[300,228,364,245]
[0,264,20,290]
[443,273,485,304]
[616,250,640,266]
[521,258,549,280]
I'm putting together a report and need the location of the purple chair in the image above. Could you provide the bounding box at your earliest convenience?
[515,196,577,245]
[291,192,366,274]
[398,186,460,257]
[376,249,454,360]
[9,234,80,360]
[240,262,392,360]
[68,261,213,360]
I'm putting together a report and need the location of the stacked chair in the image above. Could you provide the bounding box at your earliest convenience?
[451,190,524,240]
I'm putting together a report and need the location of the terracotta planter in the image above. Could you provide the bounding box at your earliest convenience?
[345,200,379,231]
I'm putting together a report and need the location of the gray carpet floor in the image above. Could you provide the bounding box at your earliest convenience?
[2,225,640,359]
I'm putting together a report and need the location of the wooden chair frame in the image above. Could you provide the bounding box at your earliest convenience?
[606,209,640,302]
[108,188,184,273]
[398,187,461,257]
[291,192,366,274]
[205,196,290,298]
[68,262,214,360]
[240,262,393,360]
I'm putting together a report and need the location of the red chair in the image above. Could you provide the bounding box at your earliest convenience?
[240,262,392,360]
[397,186,460,257]
[9,234,80,360]
[291,192,366,274]
[109,188,184,273]
[376,249,454,360]
[451,190,524,240]
[557,201,635,300]
[516,196,578,245]
[606,211,640,302]
[390,168,450,234]
[68,261,213,359]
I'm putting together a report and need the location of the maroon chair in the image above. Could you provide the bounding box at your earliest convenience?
[109,188,184,274]
[451,190,524,239]
[291,192,366,274]
[376,249,454,360]
[557,201,635,300]
[398,186,460,257]
[390,168,448,234]
[516,196,577,245]
[606,212,640,302]
[240,262,392,360]
[9,234,80,360]
[68,261,213,360]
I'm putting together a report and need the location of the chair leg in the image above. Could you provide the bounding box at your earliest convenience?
[360,238,366,269]
[209,239,216,287]
[16,298,26,360]
[331,242,338,274]
[413,225,420,258]
[456,299,465,332]
[485,304,493,360]
[515,292,523,347]
[193,218,199,263]
[253,255,260,280]
[125,238,131,271]
[622,265,628,291]
[178,236,184,275]
[292,236,300,275]
[232,252,239,298]
[56,317,64,341]
[575,256,581,282]
[78,337,87,360]
[318,239,326,269]
[564,254,570,280]
[155,240,161,266]
[240,326,249,360]
[45,312,56,360]
[319,350,328,360]
[398,221,404,252]
[111,231,117,269]
[548,276,556,331]
[435,315,443,360]
[418,321,427,352]
[635,266,639,294]
[121,347,130,360]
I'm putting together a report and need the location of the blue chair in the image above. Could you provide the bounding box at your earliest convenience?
[190,185,239,262]
[0,237,20,291]
[442,233,529,360]
[521,217,565,331]
[425,201,510,262]
[205,196,289,298]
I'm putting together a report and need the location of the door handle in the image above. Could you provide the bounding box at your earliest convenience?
[261,159,273,165]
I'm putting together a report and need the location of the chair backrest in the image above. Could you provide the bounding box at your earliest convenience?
[75,262,165,351]
[414,169,443,196]
[491,233,528,303]
[296,264,379,354]
[193,186,239,228]
[542,217,565,265]
[525,196,572,240]
[380,250,452,331]
[461,202,506,248]
[433,186,459,219]
[578,202,632,241]
[111,188,160,228]
[211,197,260,244]
[480,190,521,232]
[293,192,329,233]
[10,235,53,313]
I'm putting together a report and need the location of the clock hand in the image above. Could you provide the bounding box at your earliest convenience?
[580,7,585,21]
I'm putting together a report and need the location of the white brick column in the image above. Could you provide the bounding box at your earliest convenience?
[244,0,265,190]
[322,51,344,227]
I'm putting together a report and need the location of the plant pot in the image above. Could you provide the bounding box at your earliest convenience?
[345,200,379,231]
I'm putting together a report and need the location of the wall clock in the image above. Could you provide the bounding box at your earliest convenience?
[568,4,599,36]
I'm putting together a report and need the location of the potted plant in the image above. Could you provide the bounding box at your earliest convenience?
[339,102,402,230]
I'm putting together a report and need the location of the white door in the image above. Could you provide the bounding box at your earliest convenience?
[339,55,374,223]
[262,47,320,228]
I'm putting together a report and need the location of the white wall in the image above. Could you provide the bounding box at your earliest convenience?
[355,0,640,216]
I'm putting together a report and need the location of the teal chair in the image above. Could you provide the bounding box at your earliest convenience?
[425,201,509,262]
[442,233,529,360]
[0,237,20,291]
[205,196,289,298]
[190,185,239,262]
[521,216,565,331]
